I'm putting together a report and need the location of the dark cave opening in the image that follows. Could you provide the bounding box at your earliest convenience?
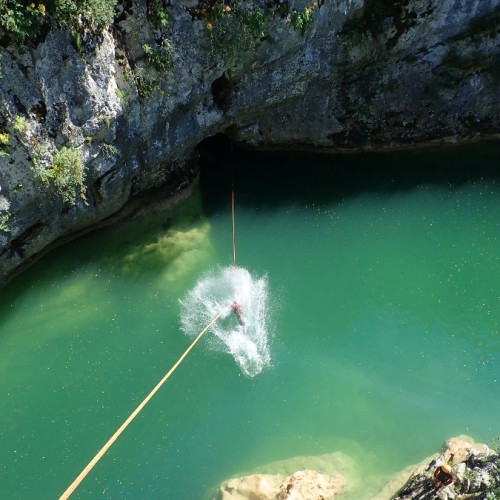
[210,73,231,111]
[195,135,500,214]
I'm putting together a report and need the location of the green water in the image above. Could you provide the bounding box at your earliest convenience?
[1,143,499,499]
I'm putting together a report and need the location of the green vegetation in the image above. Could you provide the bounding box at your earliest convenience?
[203,2,275,61]
[236,6,269,40]
[0,209,10,232]
[13,114,27,134]
[201,0,317,61]
[290,6,314,35]
[136,37,175,99]
[0,1,46,42]
[55,0,117,31]
[145,0,171,29]
[133,72,157,99]
[101,143,118,158]
[0,0,116,43]
[143,39,174,73]
[0,131,9,156]
[115,86,129,104]
[155,7,170,29]
[32,146,87,205]
[51,146,87,205]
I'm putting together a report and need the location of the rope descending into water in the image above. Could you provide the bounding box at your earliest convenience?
[59,308,225,500]
[232,181,236,268]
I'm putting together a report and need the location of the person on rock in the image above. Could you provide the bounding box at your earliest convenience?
[433,463,454,492]
[231,300,244,326]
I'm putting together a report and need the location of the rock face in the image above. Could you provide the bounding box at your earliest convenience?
[393,436,500,499]
[1,0,499,284]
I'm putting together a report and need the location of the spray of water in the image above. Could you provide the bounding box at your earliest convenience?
[180,266,270,377]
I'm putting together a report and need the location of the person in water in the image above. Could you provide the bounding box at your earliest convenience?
[433,464,454,492]
[231,300,244,326]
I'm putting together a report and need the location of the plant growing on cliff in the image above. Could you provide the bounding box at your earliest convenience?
[290,5,315,35]
[143,39,174,73]
[204,2,273,61]
[101,143,118,158]
[0,131,9,156]
[55,0,117,31]
[235,6,270,40]
[1,0,116,43]
[115,86,129,104]
[32,146,87,205]
[0,210,10,232]
[147,0,170,29]
[13,114,27,135]
[51,146,87,205]
[0,1,46,42]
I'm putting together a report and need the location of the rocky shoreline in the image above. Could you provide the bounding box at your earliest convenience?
[215,436,500,499]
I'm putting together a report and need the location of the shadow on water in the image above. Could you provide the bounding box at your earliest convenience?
[198,134,500,214]
[1,138,498,328]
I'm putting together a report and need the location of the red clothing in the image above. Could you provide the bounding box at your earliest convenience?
[231,302,242,316]
[433,466,454,489]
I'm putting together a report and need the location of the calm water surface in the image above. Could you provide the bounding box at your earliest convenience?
[1,143,499,499]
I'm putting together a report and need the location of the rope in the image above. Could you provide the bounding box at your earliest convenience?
[232,182,236,268]
[59,309,225,500]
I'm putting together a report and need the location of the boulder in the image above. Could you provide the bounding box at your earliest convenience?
[392,436,500,499]
[217,469,345,500]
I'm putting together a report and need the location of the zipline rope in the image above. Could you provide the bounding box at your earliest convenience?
[232,182,236,268]
[59,308,225,500]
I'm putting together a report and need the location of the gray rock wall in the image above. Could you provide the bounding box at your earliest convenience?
[0,0,499,284]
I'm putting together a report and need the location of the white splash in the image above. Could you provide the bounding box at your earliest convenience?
[180,266,270,377]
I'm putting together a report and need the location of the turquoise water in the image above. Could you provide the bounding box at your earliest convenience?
[0,143,499,499]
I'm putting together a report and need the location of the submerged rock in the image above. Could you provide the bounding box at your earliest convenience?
[215,451,356,499]
[216,437,500,499]
[217,469,346,500]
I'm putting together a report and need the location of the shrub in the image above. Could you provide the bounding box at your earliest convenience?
[13,114,27,134]
[55,0,117,30]
[50,146,86,205]
[0,210,10,232]
[143,38,174,73]
[155,6,170,29]
[32,146,88,205]
[0,1,45,41]
[1,0,116,43]
[101,143,118,158]
[235,6,269,40]
[0,131,9,156]
[291,6,314,35]
[134,72,157,99]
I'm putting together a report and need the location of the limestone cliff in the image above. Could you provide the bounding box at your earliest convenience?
[0,0,499,284]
